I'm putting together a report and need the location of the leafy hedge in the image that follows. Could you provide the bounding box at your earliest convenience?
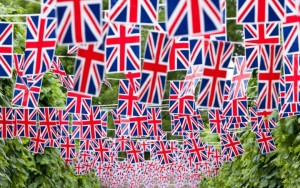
[0,3,100,188]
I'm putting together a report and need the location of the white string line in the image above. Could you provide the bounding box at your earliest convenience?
[0,13,238,21]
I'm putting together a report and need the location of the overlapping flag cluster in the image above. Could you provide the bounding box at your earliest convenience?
[0,0,300,187]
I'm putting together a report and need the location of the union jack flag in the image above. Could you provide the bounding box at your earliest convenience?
[282,0,300,54]
[126,141,144,164]
[65,90,92,114]
[60,136,76,159]
[237,0,286,23]
[169,81,195,115]
[80,106,106,139]
[129,103,148,137]
[257,45,283,110]
[179,114,199,133]
[13,54,25,77]
[147,107,164,137]
[255,131,276,154]
[41,0,56,18]
[0,22,13,78]
[28,129,45,154]
[23,16,56,75]
[56,0,102,44]
[152,141,176,165]
[166,0,222,36]
[0,108,14,139]
[197,40,234,108]
[73,43,106,96]
[71,113,82,139]
[109,0,158,24]
[250,107,277,132]
[12,75,43,108]
[139,31,171,105]
[208,109,226,134]
[51,56,72,90]
[106,23,140,73]
[211,148,222,168]
[220,132,244,158]
[184,139,207,163]
[57,109,69,137]
[171,114,182,136]
[168,37,189,71]
[230,56,252,100]
[94,139,110,162]
[284,54,300,103]
[222,98,248,119]
[117,79,140,116]
[244,23,280,45]
[15,108,37,138]
[38,107,58,140]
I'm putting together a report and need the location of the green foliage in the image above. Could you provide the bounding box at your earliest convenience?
[0,2,101,187]
[200,116,300,188]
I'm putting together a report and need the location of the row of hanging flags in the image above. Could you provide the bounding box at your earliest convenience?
[0,0,299,187]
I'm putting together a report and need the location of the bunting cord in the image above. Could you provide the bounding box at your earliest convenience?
[0,13,238,21]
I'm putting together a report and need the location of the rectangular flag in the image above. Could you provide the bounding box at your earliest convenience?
[117,79,140,116]
[257,45,283,110]
[237,0,285,23]
[139,31,171,105]
[197,40,234,109]
[166,0,222,36]
[254,131,276,154]
[0,108,14,139]
[106,23,140,73]
[282,0,300,54]
[169,81,195,115]
[0,22,13,78]
[38,107,58,140]
[244,23,280,45]
[220,132,244,158]
[12,75,43,108]
[56,0,102,44]
[23,16,56,75]
[284,54,300,103]
[65,90,92,114]
[73,43,106,96]
[16,108,37,138]
[108,0,158,24]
